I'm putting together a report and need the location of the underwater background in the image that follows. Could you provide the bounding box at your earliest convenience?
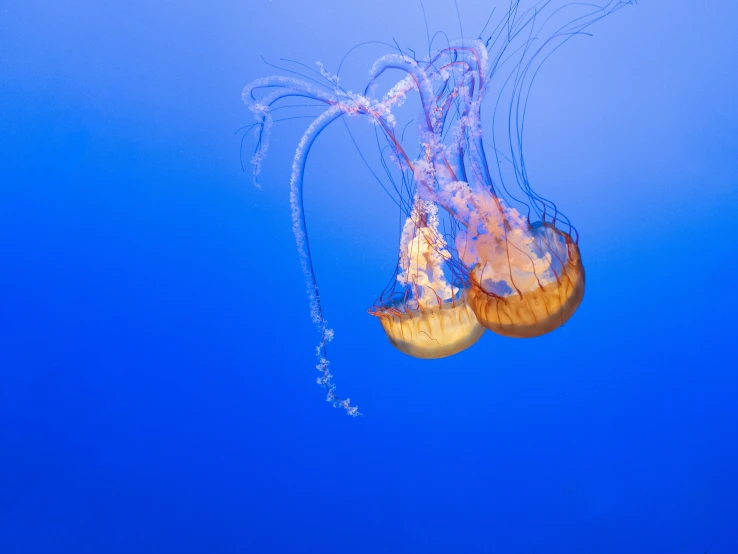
[1,1,737,552]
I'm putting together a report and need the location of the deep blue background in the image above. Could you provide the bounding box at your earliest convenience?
[1,1,737,553]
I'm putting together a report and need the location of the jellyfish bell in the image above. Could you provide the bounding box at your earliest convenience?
[369,197,485,358]
[467,225,585,338]
[445,184,585,338]
[372,295,485,359]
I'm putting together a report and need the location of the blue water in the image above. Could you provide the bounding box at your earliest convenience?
[2,1,737,552]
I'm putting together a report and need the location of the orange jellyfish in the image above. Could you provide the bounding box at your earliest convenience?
[439,183,585,338]
[369,196,485,358]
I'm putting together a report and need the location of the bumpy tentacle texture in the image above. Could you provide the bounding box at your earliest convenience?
[290,107,360,415]
[243,78,362,416]
[395,198,456,310]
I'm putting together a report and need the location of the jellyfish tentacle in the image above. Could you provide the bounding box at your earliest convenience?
[243,77,341,187]
[289,105,359,416]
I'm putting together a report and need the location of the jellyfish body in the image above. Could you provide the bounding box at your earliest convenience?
[436,181,585,338]
[369,197,485,358]
[465,221,585,339]
[374,301,485,358]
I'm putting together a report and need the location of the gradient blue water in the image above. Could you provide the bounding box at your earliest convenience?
[1,1,737,553]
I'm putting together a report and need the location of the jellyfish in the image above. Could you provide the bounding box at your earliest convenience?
[242,0,632,413]
[368,195,486,359]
